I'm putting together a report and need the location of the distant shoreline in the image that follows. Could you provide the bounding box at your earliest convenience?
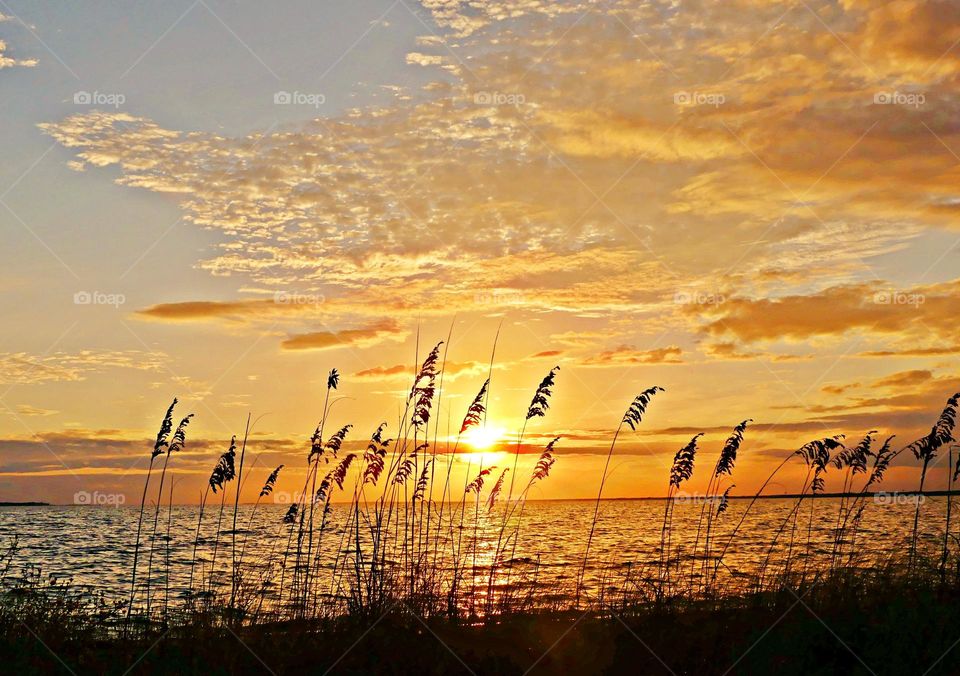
[559,490,960,501]
[10,492,960,507]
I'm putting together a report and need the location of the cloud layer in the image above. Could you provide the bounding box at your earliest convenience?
[37,1,960,354]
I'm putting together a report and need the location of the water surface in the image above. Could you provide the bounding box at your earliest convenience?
[0,496,942,611]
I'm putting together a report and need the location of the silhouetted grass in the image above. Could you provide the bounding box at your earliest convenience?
[2,346,960,674]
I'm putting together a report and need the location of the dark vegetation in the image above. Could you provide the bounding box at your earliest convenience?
[2,340,959,674]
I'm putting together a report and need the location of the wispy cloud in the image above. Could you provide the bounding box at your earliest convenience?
[582,345,683,367]
[0,350,167,385]
[0,14,37,70]
[280,320,407,351]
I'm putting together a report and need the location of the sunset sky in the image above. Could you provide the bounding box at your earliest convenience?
[2,0,960,504]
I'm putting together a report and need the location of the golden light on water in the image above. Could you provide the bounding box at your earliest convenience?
[458,449,507,468]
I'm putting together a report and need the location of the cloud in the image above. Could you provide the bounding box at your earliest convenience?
[406,52,444,67]
[136,298,324,322]
[29,0,960,450]
[858,345,960,358]
[874,369,935,389]
[822,382,861,396]
[0,350,167,385]
[541,109,741,162]
[9,405,58,417]
[702,341,761,361]
[781,366,960,430]
[353,364,409,380]
[280,320,406,351]
[47,0,960,330]
[851,0,960,78]
[698,280,960,345]
[354,359,488,382]
[0,33,37,70]
[582,345,682,366]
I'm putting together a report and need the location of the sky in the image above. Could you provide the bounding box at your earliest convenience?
[1,0,960,505]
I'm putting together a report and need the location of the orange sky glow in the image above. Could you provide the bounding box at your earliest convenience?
[1,0,960,504]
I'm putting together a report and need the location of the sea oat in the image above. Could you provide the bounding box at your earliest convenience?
[670,434,702,488]
[363,423,390,486]
[460,379,489,434]
[466,467,495,494]
[259,465,284,498]
[486,468,509,511]
[907,392,960,462]
[210,437,237,494]
[622,387,664,431]
[525,367,559,421]
[716,419,751,477]
[531,438,559,483]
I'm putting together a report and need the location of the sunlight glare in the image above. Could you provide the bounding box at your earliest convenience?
[463,424,506,450]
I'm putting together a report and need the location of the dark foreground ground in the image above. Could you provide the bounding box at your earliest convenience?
[4,576,960,676]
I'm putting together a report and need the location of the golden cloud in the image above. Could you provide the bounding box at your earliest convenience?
[280,320,407,351]
[582,345,683,367]
[0,350,167,385]
[31,0,960,410]
[137,298,323,322]
[699,280,960,345]
[354,359,488,381]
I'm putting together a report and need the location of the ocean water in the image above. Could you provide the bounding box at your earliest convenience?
[0,496,945,611]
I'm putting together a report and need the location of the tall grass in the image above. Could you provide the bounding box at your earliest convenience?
[658,433,701,596]
[188,437,236,599]
[696,419,750,591]
[577,386,663,604]
[126,398,176,627]
[144,411,192,616]
[104,354,960,631]
[907,393,960,568]
[485,366,558,615]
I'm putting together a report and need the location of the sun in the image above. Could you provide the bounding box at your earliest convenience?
[462,425,506,451]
